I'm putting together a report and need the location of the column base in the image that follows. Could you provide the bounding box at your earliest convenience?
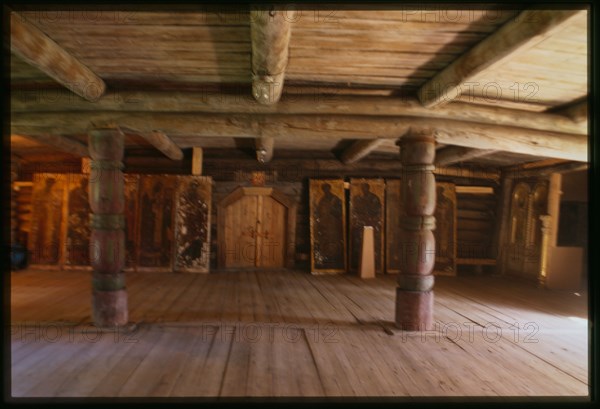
[395,288,434,331]
[92,289,128,327]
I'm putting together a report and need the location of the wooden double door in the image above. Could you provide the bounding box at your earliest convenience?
[218,187,296,269]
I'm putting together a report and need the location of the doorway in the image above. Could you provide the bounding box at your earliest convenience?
[217,187,296,270]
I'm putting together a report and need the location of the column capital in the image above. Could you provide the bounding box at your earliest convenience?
[402,127,436,142]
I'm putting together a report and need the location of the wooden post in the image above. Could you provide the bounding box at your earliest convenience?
[359,226,376,279]
[395,128,436,331]
[192,147,203,175]
[88,127,128,327]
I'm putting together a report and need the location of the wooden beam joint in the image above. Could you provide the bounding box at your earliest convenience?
[340,139,386,164]
[250,8,294,105]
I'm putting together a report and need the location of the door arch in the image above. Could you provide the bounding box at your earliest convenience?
[217,187,296,270]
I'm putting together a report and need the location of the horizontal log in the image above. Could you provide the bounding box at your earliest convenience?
[458,209,494,220]
[456,200,496,212]
[418,9,583,107]
[457,230,492,242]
[10,91,587,135]
[10,12,106,101]
[455,186,495,195]
[458,219,493,232]
[11,112,588,161]
[505,161,588,179]
[114,156,500,182]
[456,258,497,266]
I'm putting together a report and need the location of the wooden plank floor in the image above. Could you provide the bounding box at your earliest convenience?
[10,269,589,398]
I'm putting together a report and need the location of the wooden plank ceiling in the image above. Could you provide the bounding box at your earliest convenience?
[9,6,588,169]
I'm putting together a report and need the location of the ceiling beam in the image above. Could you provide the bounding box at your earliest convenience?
[340,139,386,164]
[11,112,587,162]
[14,134,88,157]
[418,9,583,108]
[10,12,106,102]
[250,8,293,105]
[505,161,588,179]
[121,128,183,160]
[255,137,274,163]
[435,146,497,166]
[558,100,588,123]
[11,91,586,136]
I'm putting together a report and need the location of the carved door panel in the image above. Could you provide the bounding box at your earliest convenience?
[224,195,258,268]
[219,187,294,270]
[257,195,287,268]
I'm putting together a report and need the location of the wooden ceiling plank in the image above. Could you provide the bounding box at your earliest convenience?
[417,9,584,108]
[250,8,293,104]
[10,11,106,102]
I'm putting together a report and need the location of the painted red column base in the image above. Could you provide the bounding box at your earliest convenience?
[395,288,434,331]
[92,289,128,327]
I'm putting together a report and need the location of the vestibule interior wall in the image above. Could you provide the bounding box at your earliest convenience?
[14,153,502,274]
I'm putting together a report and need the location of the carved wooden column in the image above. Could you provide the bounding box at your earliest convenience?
[396,128,436,331]
[89,128,128,327]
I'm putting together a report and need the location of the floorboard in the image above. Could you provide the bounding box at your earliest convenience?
[10,269,589,398]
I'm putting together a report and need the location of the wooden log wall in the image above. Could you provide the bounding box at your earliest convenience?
[14,182,33,248]
[456,188,498,265]
[19,153,501,272]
